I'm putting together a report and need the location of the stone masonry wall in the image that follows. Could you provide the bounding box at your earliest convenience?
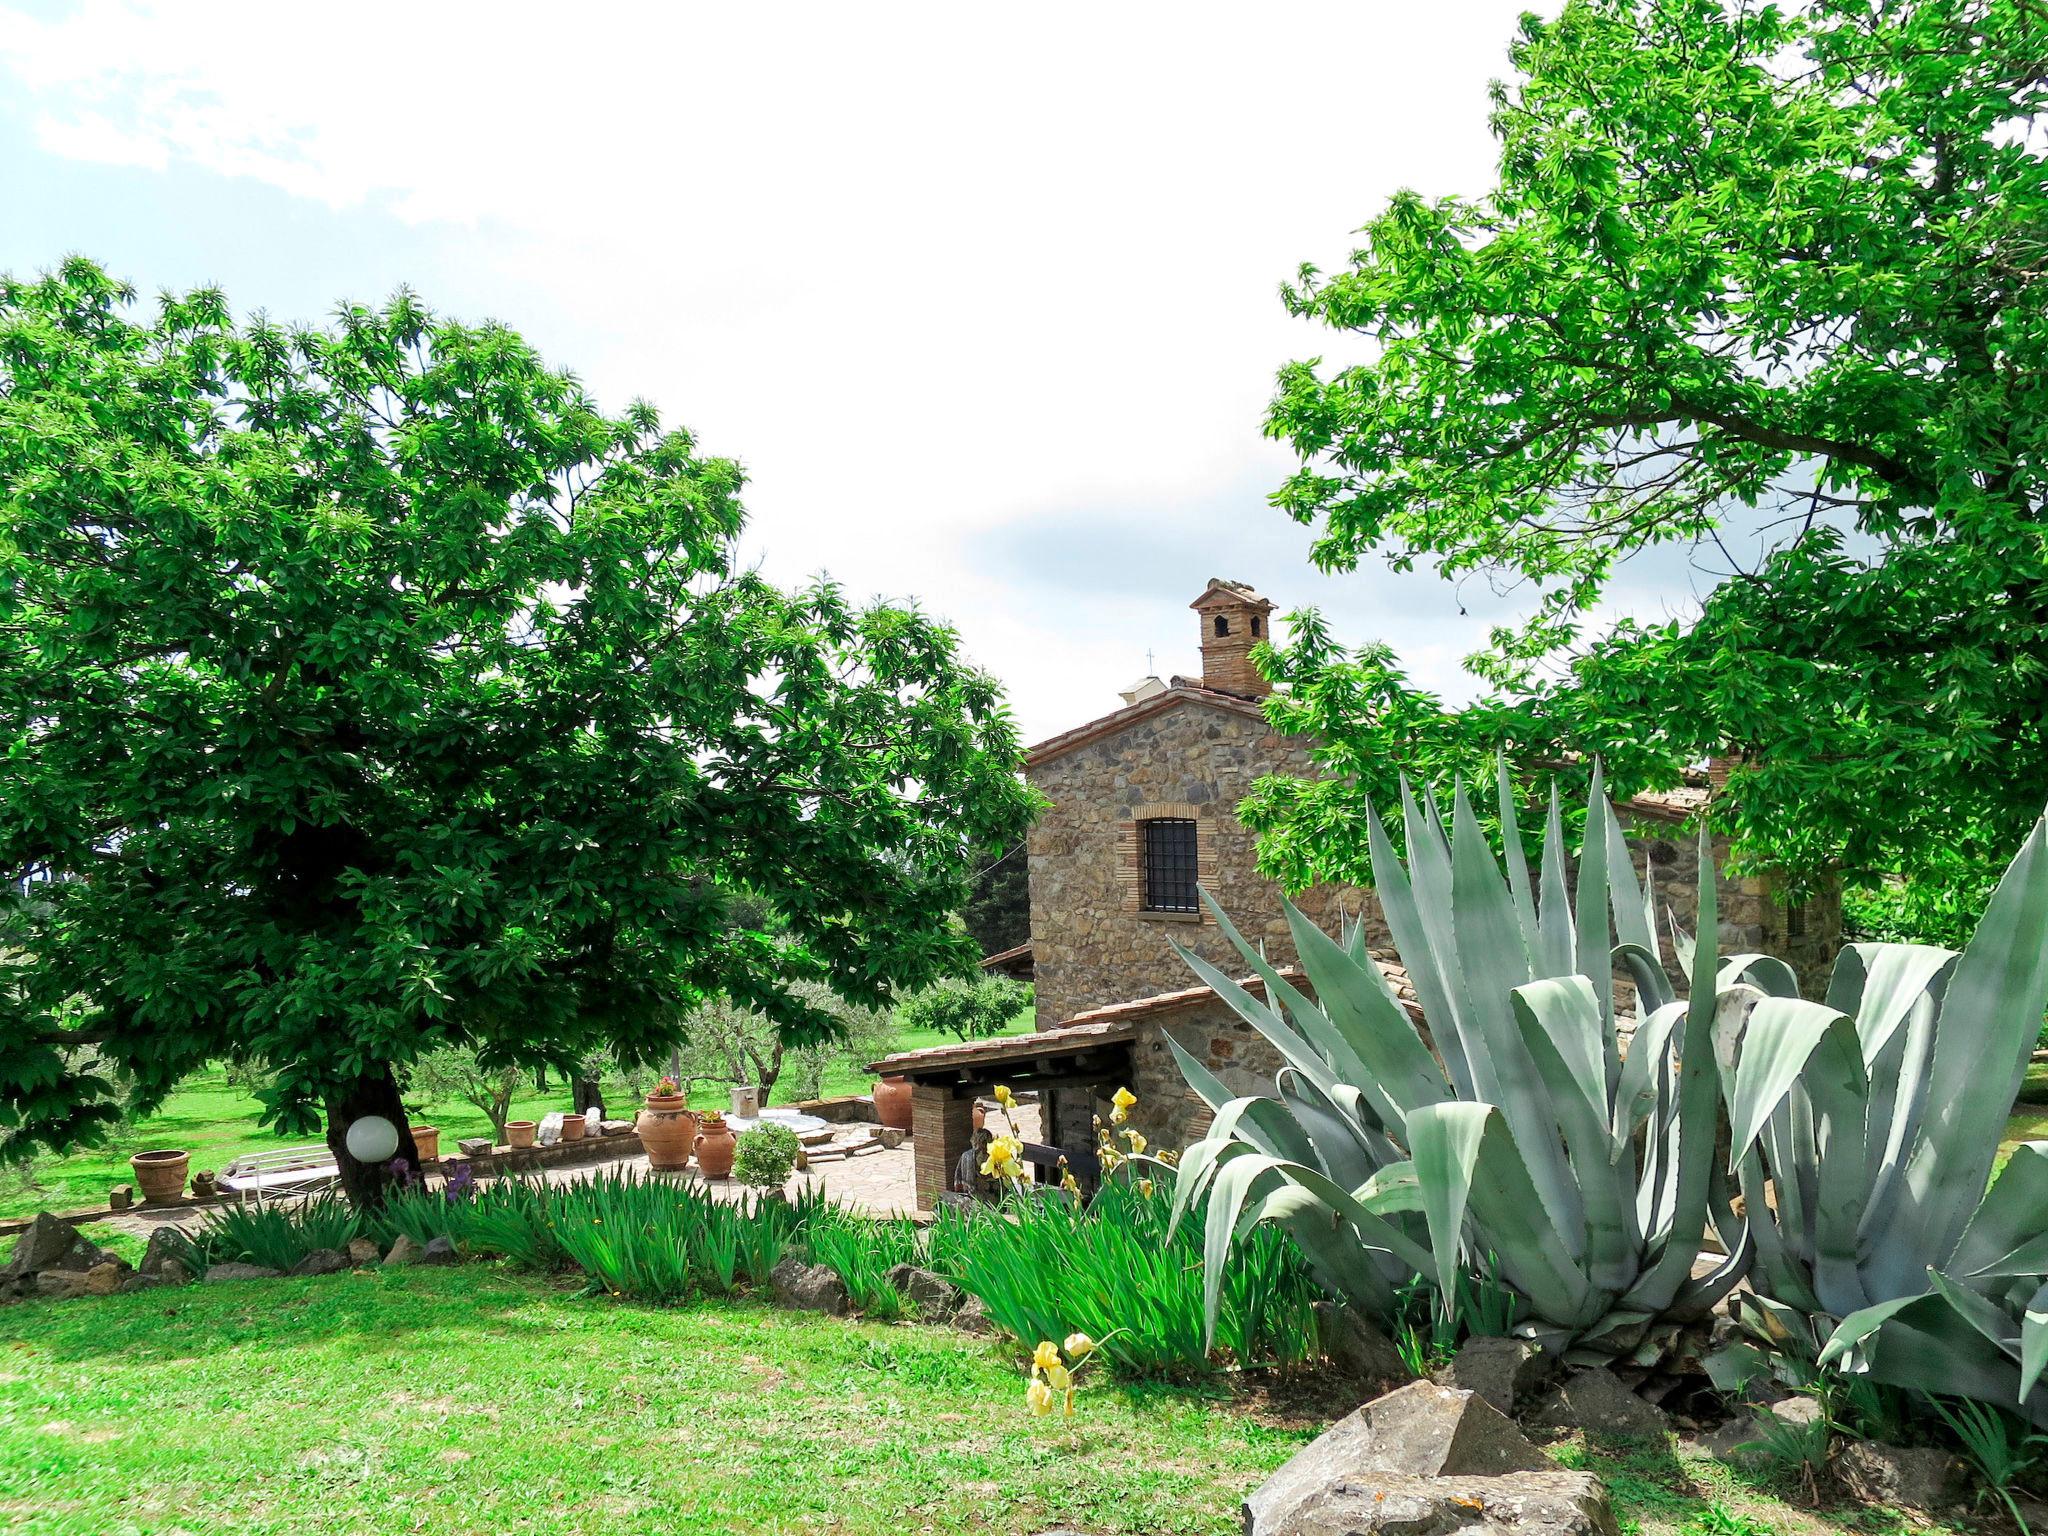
[1025,700,1387,1033]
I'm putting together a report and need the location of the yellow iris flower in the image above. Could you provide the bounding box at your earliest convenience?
[1033,1340,1063,1373]
[994,1084,1015,1108]
[1063,1332,1096,1359]
[1026,1378,1055,1416]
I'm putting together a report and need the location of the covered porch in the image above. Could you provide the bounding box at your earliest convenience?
[868,1019,1137,1211]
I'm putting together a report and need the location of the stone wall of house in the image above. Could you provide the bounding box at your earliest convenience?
[1025,700,1387,1032]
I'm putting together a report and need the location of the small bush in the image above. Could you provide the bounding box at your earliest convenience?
[733,1124,801,1191]
[188,1193,361,1271]
[805,1202,920,1317]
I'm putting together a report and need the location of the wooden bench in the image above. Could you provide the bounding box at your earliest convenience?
[217,1145,340,1203]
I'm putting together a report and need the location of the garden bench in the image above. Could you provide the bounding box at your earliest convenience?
[217,1145,340,1203]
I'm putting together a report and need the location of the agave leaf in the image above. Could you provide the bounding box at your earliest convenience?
[1821,1289,2048,1423]
[1407,1100,1593,1325]
[1615,999,1686,1138]
[1615,941,1676,1020]
[1170,937,1348,1104]
[1281,902,1448,1120]
[1575,761,1615,1038]
[1537,785,1575,977]
[1888,812,2048,1282]
[1368,791,1476,1098]
[1359,1160,1422,1214]
[1497,759,1542,962]
[1277,1071,1384,1194]
[2024,1282,2048,1400]
[1717,954,1801,998]
[1727,998,1863,1171]
[1953,1144,2048,1280]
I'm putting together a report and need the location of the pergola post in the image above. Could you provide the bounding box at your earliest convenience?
[911,1082,975,1211]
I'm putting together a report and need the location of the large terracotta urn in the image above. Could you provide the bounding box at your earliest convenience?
[130,1149,189,1206]
[411,1125,441,1162]
[694,1114,736,1180]
[639,1096,698,1172]
[873,1075,914,1132]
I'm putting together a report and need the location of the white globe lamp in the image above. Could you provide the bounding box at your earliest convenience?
[344,1114,401,1164]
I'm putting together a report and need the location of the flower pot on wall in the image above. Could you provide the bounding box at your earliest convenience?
[560,1114,586,1142]
[694,1115,736,1180]
[505,1121,537,1149]
[411,1126,441,1161]
[130,1149,189,1205]
[638,1106,698,1172]
[873,1075,914,1132]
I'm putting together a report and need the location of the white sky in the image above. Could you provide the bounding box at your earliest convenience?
[0,0,1733,744]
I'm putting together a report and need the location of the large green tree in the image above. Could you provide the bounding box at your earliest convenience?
[1248,0,2047,925]
[0,259,1035,1203]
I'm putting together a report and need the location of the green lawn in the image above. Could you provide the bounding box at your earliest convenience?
[2,1013,1032,1223]
[0,1267,1307,1536]
[0,1266,1971,1536]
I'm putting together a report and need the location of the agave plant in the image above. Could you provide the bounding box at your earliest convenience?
[1170,765,1745,1366]
[1717,817,2048,1425]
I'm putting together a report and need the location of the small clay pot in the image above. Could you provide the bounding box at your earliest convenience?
[410,1125,441,1161]
[694,1117,736,1180]
[972,1103,987,1131]
[560,1114,586,1142]
[873,1074,914,1132]
[130,1149,190,1206]
[505,1120,537,1149]
[638,1106,699,1172]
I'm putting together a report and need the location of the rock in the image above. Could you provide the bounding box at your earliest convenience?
[458,1137,495,1158]
[204,1262,282,1284]
[158,1257,192,1286]
[1247,1469,1616,1536]
[139,1226,193,1276]
[34,1270,88,1300]
[769,1256,848,1315]
[884,1262,962,1321]
[383,1234,422,1267]
[1316,1301,1412,1390]
[82,1261,123,1296]
[290,1248,349,1277]
[118,1272,166,1294]
[109,1185,133,1211]
[952,1294,995,1335]
[599,1120,632,1137]
[4,1212,105,1278]
[346,1237,381,1266]
[1432,1335,1549,1417]
[1831,1439,1968,1512]
[420,1236,459,1266]
[1528,1368,1671,1440]
[878,1126,907,1150]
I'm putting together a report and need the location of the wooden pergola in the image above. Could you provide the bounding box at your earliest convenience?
[868,1019,1137,1210]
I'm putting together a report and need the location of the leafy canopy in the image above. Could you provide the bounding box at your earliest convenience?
[0,259,1035,1158]
[1250,0,2048,906]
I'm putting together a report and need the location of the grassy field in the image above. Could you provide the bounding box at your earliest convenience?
[0,1267,1978,1536]
[1,1013,1032,1223]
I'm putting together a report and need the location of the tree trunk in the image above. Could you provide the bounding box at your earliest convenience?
[324,1063,422,1211]
[571,1074,605,1121]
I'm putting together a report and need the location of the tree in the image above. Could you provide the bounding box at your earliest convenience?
[959,840,1029,957]
[407,1047,525,1143]
[0,260,1036,1205]
[672,981,897,1104]
[1249,0,2048,916]
[896,974,1032,1042]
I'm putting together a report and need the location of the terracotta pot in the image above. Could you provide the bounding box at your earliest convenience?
[560,1114,586,1142]
[694,1117,736,1180]
[130,1149,190,1206]
[505,1120,537,1149]
[972,1103,986,1131]
[410,1125,441,1161]
[873,1074,914,1132]
[638,1106,699,1171]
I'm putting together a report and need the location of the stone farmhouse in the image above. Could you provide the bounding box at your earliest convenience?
[875,578,1842,1210]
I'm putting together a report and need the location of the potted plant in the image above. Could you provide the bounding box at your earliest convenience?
[693,1110,737,1180]
[638,1075,698,1171]
[733,1122,802,1193]
[505,1120,538,1149]
[129,1148,190,1205]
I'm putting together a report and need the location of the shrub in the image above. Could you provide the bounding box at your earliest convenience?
[897,975,1032,1043]
[733,1124,802,1191]
[187,1193,361,1271]
[932,1176,1323,1376]
[804,1202,920,1317]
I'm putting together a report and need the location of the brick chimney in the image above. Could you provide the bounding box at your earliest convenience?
[1190,578,1276,699]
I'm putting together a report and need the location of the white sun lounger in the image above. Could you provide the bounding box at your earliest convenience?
[217,1145,341,1202]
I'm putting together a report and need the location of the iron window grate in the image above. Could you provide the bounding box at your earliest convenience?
[1142,817,1200,913]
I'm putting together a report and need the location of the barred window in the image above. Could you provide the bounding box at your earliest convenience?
[1142,817,1200,913]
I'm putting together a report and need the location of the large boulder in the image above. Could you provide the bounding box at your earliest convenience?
[138,1227,193,1277]
[1433,1336,1551,1417]
[5,1213,106,1279]
[1528,1369,1671,1441]
[951,1294,995,1336]
[884,1263,962,1322]
[770,1256,849,1316]
[346,1237,382,1267]
[1314,1301,1411,1391]
[34,1270,89,1300]
[383,1234,422,1267]
[420,1236,460,1266]
[82,1262,124,1297]
[1246,1380,1542,1536]
[1250,1469,1616,1536]
[1831,1439,1968,1512]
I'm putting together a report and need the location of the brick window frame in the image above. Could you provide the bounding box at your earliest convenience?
[1115,801,1217,922]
